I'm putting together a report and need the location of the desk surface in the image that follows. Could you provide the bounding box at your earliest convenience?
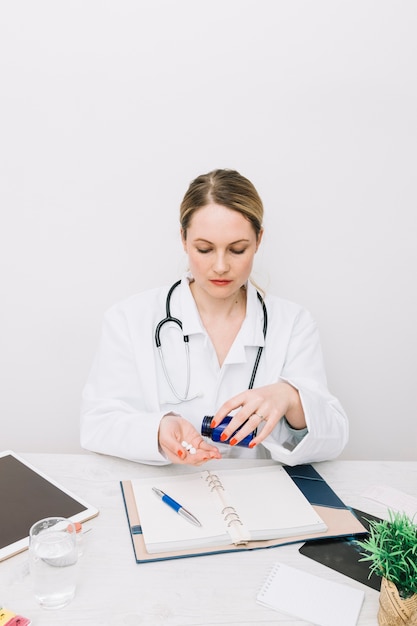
[1,454,416,626]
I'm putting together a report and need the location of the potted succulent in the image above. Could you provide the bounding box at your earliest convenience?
[358,510,417,626]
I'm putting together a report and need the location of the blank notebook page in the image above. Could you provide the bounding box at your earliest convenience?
[257,562,364,626]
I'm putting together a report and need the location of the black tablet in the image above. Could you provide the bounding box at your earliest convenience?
[0,450,99,561]
[299,508,382,590]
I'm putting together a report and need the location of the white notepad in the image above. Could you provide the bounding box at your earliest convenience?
[257,562,364,626]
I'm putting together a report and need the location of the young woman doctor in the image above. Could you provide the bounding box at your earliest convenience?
[80,169,348,466]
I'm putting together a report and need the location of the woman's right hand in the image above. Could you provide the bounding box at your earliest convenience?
[158,413,222,466]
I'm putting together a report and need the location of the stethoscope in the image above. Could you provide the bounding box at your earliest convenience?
[155,280,268,403]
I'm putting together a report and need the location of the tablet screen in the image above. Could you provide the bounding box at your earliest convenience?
[0,450,99,561]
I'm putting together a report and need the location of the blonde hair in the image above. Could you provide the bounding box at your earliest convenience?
[180,169,263,240]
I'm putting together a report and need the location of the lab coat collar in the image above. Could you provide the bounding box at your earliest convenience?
[178,274,265,364]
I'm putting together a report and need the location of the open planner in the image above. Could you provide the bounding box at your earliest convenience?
[120,463,368,563]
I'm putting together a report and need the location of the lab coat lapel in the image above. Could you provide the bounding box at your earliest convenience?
[178,276,206,337]
[223,282,265,365]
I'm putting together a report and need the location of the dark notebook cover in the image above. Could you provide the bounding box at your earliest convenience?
[299,508,382,591]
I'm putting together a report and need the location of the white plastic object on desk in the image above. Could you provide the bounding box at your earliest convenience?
[67,521,84,556]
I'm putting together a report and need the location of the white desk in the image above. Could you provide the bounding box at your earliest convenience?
[1,454,416,626]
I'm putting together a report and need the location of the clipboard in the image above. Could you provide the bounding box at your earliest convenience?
[120,463,368,563]
[0,450,99,562]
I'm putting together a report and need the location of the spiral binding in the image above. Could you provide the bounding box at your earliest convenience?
[205,473,224,493]
[257,563,280,599]
[222,506,243,527]
[204,471,247,542]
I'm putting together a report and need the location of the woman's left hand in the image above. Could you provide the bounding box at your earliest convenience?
[211,381,306,448]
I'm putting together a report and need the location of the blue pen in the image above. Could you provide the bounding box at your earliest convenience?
[152,487,202,527]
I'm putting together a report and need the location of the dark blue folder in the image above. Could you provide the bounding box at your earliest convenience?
[284,464,346,508]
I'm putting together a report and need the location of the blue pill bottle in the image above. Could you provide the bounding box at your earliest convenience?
[201,415,256,448]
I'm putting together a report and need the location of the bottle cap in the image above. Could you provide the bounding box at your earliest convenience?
[201,415,213,436]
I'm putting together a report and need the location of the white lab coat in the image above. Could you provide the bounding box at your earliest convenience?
[80,275,348,465]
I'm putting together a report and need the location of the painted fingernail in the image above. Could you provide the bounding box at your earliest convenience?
[229,438,237,446]
[210,420,217,428]
[249,441,256,449]
[220,433,228,442]
[177,449,184,458]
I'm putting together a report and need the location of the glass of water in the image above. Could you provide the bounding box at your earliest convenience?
[29,517,78,609]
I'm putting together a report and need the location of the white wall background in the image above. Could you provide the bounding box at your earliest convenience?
[1,0,416,460]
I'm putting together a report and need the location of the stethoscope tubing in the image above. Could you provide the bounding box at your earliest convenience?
[155,280,186,348]
[248,291,268,390]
